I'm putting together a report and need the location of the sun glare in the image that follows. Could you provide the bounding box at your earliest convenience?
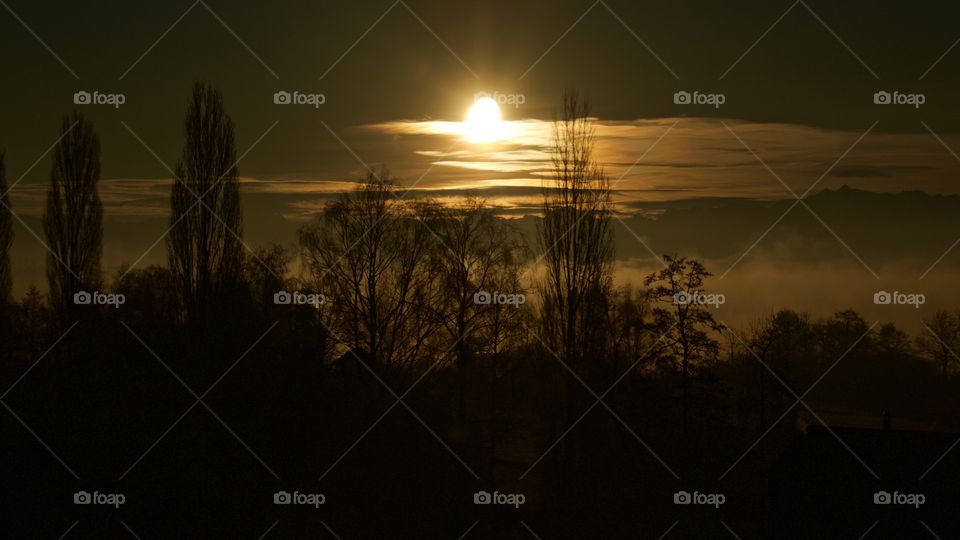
[464,97,504,143]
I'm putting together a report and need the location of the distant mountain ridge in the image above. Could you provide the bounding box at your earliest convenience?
[506,186,960,265]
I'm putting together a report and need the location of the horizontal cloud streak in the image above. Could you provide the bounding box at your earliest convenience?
[9,116,960,222]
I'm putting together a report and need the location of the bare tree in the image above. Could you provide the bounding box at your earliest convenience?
[536,92,614,501]
[875,322,912,356]
[645,255,721,433]
[299,170,441,374]
[43,113,103,319]
[607,285,657,376]
[168,82,243,323]
[916,310,960,377]
[745,310,814,428]
[428,198,527,418]
[0,151,13,306]
[539,91,614,371]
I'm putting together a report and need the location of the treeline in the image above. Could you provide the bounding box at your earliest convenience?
[0,85,958,537]
[1,84,957,386]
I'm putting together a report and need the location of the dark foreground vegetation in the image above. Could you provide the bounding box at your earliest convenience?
[0,86,958,538]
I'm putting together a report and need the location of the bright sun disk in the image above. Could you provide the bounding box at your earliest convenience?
[464,97,504,143]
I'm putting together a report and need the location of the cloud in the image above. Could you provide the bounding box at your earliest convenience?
[10,116,954,223]
[361,116,960,202]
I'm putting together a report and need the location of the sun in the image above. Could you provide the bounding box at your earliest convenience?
[464,96,504,143]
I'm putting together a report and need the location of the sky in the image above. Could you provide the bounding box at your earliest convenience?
[2,0,960,326]
[2,0,959,182]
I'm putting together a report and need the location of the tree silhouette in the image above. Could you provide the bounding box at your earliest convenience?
[916,310,960,376]
[428,198,527,418]
[0,151,13,306]
[816,309,872,363]
[0,150,13,355]
[536,92,614,505]
[744,309,814,428]
[43,113,103,320]
[299,170,441,373]
[539,91,614,371]
[607,285,657,374]
[645,255,721,434]
[875,322,912,356]
[168,82,244,324]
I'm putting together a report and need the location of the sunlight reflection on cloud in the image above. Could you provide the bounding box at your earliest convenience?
[364,117,960,202]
